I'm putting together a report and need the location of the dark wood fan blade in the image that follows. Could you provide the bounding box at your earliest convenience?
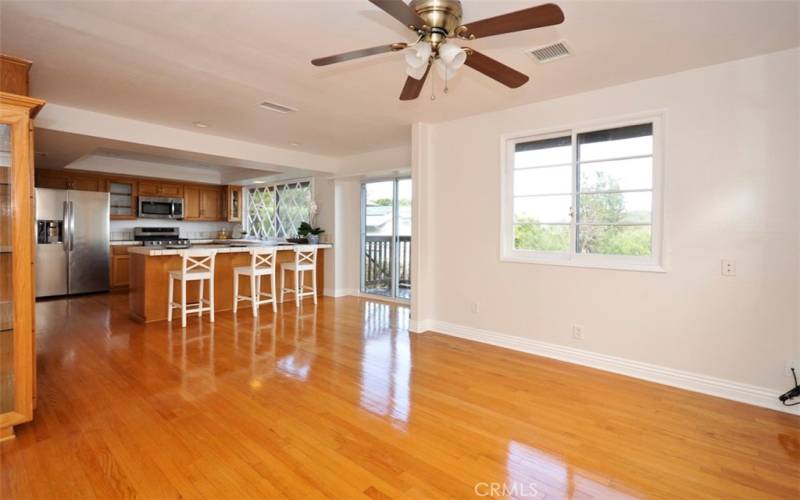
[464,49,529,88]
[311,43,406,66]
[458,3,564,40]
[399,62,431,100]
[369,0,427,30]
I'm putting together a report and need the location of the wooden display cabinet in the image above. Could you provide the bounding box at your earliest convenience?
[0,91,45,442]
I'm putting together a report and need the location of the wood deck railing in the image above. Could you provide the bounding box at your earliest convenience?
[363,235,411,291]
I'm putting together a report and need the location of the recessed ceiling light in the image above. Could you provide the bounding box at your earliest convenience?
[193,121,209,128]
[252,180,265,184]
[289,142,300,147]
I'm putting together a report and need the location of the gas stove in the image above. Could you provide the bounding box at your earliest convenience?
[134,227,191,248]
[141,239,191,248]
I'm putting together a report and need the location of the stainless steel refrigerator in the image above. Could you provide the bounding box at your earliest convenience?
[35,188,110,297]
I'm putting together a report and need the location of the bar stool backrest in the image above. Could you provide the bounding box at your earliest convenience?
[294,245,317,267]
[179,248,218,275]
[250,246,277,271]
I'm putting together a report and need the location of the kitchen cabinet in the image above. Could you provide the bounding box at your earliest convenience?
[183,185,200,219]
[226,186,242,222]
[184,185,223,221]
[138,180,183,197]
[109,246,133,289]
[35,169,102,192]
[200,187,222,220]
[0,90,45,442]
[106,178,137,220]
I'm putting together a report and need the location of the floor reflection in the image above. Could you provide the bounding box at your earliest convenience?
[276,306,317,382]
[506,441,637,499]
[168,321,216,400]
[359,300,411,427]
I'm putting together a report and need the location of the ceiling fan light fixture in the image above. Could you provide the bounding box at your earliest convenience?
[434,58,459,81]
[406,61,429,80]
[438,42,466,71]
[404,43,432,68]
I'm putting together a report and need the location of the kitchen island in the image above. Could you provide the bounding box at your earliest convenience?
[128,243,331,323]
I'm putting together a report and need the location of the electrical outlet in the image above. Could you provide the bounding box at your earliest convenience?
[471,302,480,314]
[572,324,584,340]
[721,259,737,276]
[786,359,800,376]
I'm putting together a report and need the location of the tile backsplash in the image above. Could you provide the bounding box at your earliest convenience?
[110,219,242,241]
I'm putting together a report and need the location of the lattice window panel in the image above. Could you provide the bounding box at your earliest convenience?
[246,180,312,238]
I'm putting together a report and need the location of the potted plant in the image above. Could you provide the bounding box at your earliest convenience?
[297,222,324,244]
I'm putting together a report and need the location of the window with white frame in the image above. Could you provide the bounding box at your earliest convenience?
[246,179,313,238]
[502,117,662,269]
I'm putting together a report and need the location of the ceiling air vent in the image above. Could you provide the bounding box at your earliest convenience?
[259,101,297,114]
[527,40,572,64]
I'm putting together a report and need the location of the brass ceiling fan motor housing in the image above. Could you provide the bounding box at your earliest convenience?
[410,0,464,46]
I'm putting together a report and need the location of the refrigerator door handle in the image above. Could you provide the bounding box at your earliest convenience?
[62,200,70,252]
[69,201,75,252]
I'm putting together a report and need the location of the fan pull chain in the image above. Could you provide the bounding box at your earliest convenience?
[430,70,436,101]
[444,66,449,94]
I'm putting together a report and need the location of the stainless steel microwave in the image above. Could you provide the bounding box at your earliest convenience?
[138,196,184,219]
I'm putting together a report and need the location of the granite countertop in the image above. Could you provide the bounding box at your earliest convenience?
[128,243,332,256]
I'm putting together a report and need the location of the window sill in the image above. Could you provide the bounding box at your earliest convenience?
[500,255,666,273]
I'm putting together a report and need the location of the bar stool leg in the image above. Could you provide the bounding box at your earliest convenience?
[280,267,285,303]
[312,267,318,305]
[167,275,174,322]
[294,269,300,308]
[233,272,239,313]
[209,277,215,323]
[181,278,187,328]
[251,274,258,317]
[270,272,277,313]
[198,279,205,317]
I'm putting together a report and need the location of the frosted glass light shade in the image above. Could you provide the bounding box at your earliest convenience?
[438,42,466,70]
[406,62,429,80]
[404,43,432,68]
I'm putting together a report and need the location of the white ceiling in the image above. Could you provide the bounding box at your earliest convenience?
[2,1,798,157]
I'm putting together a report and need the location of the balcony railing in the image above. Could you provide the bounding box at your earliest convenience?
[363,235,411,299]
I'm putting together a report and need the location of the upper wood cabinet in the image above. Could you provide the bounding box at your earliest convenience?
[183,185,200,219]
[226,186,242,222]
[183,185,223,221]
[138,180,183,197]
[35,169,102,192]
[0,56,31,97]
[200,187,222,221]
[0,91,45,442]
[106,177,137,220]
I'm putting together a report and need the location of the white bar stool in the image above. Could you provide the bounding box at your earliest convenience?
[233,247,278,317]
[280,245,318,307]
[167,249,217,328]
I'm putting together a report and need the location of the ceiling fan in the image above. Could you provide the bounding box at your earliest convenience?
[311,0,565,100]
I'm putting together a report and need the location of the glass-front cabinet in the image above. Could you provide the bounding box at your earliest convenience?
[0,93,45,442]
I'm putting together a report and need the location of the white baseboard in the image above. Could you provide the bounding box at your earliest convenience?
[428,320,799,415]
[409,319,432,333]
[323,288,357,298]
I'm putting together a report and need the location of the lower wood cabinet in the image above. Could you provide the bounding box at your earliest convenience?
[110,246,133,289]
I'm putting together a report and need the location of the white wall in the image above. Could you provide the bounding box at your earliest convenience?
[109,219,237,241]
[416,49,800,406]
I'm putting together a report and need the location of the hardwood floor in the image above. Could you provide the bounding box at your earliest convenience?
[2,293,799,499]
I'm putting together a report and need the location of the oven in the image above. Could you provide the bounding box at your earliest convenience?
[138,196,184,219]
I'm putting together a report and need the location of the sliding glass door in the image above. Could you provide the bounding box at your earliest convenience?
[361,178,412,300]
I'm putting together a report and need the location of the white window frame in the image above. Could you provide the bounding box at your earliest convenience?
[500,112,665,272]
[244,177,315,239]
